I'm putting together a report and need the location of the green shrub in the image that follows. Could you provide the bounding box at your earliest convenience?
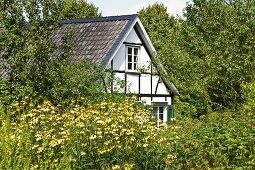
[1,93,255,169]
[166,112,255,169]
[0,98,171,169]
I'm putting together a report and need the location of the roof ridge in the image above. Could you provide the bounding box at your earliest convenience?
[59,14,138,24]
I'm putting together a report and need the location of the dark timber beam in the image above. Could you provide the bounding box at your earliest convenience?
[139,94,173,98]
[155,77,160,94]
[123,42,143,46]
[113,70,158,76]
[111,60,114,93]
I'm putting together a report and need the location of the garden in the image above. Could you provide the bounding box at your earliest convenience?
[1,0,255,169]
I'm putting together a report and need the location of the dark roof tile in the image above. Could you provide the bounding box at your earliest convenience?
[63,16,134,65]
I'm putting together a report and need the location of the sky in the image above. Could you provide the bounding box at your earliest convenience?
[86,0,191,17]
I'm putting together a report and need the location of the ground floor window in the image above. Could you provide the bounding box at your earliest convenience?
[153,105,165,127]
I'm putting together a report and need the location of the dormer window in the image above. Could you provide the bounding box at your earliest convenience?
[127,46,139,71]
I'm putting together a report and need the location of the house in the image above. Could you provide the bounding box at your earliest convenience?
[55,14,179,126]
[2,14,180,126]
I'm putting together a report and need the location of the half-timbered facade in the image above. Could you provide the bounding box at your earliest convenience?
[57,14,179,125]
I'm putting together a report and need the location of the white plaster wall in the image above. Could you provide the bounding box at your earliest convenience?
[113,72,125,93]
[112,28,151,72]
[140,74,151,94]
[112,45,125,70]
[140,97,171,106]
[152,76,159,94]
[139,47,151,72]
[140,97,152,105]
[156,82,169,94]
[126,74,139,93]
[163,106,167,124]
[125,29,142,44]
[152,97,170,103]
[107,27,172,106]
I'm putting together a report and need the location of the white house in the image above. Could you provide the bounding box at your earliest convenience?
[1,14,179,126]
[55,14,180,126]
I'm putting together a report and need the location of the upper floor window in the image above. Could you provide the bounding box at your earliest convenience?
[127,46,139,71]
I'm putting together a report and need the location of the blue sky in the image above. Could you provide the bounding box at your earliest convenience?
[86,0,191,17]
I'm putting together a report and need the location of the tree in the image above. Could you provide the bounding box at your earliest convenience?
[0,0,101,105]
[59,0,101,19]
[138,3,211,117]
[184,0,255,110]
[138,3,177,50]
[139,1,255,115]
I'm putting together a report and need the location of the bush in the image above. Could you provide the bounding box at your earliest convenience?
[1,92,255,169]
[0,98,171,169]
[166,112,255,169]
[0,60,109,115]
[243,82,255,117]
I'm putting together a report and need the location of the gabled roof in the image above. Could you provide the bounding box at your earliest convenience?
[56,14,159,68]
[55,14,138,65]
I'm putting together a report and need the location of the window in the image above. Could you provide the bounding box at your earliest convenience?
[127,46,139,71]
[153,106,164,127]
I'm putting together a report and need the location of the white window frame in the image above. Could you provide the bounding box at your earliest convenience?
[153,103,167,127]
[126,46,140,71]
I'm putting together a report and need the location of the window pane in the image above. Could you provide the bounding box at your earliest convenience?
[134,63,137,70]
[134,48,138,55]
[128,47,132,55]
[134,56,138,62]
[159,113,163,120]
[128,55,132,62]
[128,63,132,70]
[159,107,164,113]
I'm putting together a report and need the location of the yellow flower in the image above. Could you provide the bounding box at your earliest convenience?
[143,144,149,148]
[89,135,97,140]
[112,165,121,170]
[80,151,86,156]
[37,146,44,153]
[165,154,177,165]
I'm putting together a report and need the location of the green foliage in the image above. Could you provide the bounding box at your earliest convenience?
[139,1,255,115]
[242,82,255,118]
[138,3,211,117]
[1,98,254,169]
[138,3,177,51]
[0,99,167,169]
[175,88,211,118]
[0,0,102,107]
[183,0,255,110]
[48,61,107,103]
[59,0,101,19]
[0,0,64,105]
[167,112,255,169]
[1,1,255,169]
